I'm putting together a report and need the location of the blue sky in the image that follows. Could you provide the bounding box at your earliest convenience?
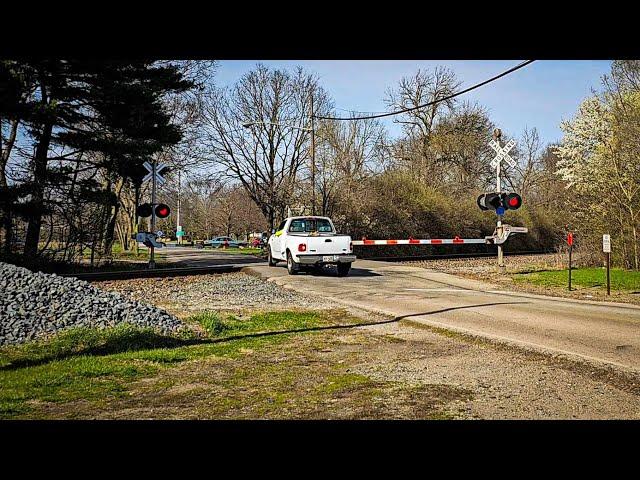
[214,60,612,147]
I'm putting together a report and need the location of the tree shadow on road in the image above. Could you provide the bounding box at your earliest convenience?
[0,301,528,371]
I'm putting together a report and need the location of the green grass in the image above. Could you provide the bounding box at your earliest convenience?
[513,267,640,292]
[0,310,332,418]
[193,310,323,337]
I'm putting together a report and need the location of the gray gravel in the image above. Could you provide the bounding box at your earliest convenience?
[0,262,184,346]
[95,272,338,312]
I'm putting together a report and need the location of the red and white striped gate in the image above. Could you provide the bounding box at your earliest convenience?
[351,225,527,247]
[352,236,488,246]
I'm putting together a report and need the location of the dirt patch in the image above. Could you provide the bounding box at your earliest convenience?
[31,311,640,420]
[355,321,640,419]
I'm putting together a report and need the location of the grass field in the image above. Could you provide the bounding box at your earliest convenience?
[0,310,362,419]
[513,267,640,292]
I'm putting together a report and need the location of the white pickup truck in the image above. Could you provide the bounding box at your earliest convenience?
[267,216,356,276]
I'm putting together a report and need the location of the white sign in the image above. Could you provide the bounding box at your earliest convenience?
[142,162,168,185]
[603,234,611,253]
[490,138,517,169]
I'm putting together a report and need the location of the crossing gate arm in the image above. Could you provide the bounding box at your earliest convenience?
[352,237,490,246]
[353,226,528,246]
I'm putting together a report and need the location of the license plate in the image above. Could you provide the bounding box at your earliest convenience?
[323,255,338,262]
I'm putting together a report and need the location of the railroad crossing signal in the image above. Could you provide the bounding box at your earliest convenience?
[489,138,517,169]
[142,161,168,185]
[136,203,171,219]
[477,192,522,212]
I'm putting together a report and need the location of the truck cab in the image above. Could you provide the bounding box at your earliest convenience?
[267,216,356,276]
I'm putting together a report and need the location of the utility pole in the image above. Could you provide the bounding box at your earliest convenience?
[149,159,157,269]
[310,92,316,216]
[177,169,181,245]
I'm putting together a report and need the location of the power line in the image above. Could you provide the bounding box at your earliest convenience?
[315,60,536,121]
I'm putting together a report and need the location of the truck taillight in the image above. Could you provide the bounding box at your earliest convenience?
[298,244,307,252]
[349,242,353,251]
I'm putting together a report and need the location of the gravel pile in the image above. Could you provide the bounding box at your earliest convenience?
[0,262,184,346]
[96,272,337,312]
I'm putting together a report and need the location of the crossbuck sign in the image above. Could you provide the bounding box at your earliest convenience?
[489,138,517,169]
[143,162,167,185]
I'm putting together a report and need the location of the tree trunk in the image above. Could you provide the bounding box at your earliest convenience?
[1,119,19,254]
[102,177,124,256]
[24,121,53,257]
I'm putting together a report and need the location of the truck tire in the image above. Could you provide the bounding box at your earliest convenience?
[337,262,351,277]
[268,247,277,267]
[287,251,299,275]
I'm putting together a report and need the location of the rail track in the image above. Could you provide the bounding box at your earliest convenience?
[60,264,245,282]
[58,249,555,282]
[359,249,555,262]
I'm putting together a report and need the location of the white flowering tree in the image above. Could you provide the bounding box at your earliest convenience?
[556,91,640,269]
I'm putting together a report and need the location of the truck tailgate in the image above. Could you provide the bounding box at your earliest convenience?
[305,235,351,255]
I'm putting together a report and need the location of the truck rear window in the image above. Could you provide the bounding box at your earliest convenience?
[288,218,334,233]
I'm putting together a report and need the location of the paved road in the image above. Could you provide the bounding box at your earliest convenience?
[245,259,640,372]
[163,246,265,268]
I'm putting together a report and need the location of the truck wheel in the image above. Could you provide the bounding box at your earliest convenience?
[287,251,299,275]
[337,263,351,277]
[268,247,277,267]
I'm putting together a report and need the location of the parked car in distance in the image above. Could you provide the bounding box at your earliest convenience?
[251,232,269,248]
[204,236,247,248]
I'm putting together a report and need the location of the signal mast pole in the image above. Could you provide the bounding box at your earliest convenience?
[149,159,157,269]
[494,129,505,269]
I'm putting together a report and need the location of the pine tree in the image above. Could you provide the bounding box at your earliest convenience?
[0,60,192,257]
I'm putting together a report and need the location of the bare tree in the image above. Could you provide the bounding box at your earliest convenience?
[202,64,332,229]
[314,115,386,217]
[385,66,461,139]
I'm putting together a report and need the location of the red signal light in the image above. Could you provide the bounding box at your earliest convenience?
[298,243,307,252]
[505,193,522,210]
[155,203,170,219]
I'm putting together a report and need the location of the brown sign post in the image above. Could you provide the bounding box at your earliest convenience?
[567,232,573,291]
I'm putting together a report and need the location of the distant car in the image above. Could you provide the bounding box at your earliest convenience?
[204,236,247,248]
